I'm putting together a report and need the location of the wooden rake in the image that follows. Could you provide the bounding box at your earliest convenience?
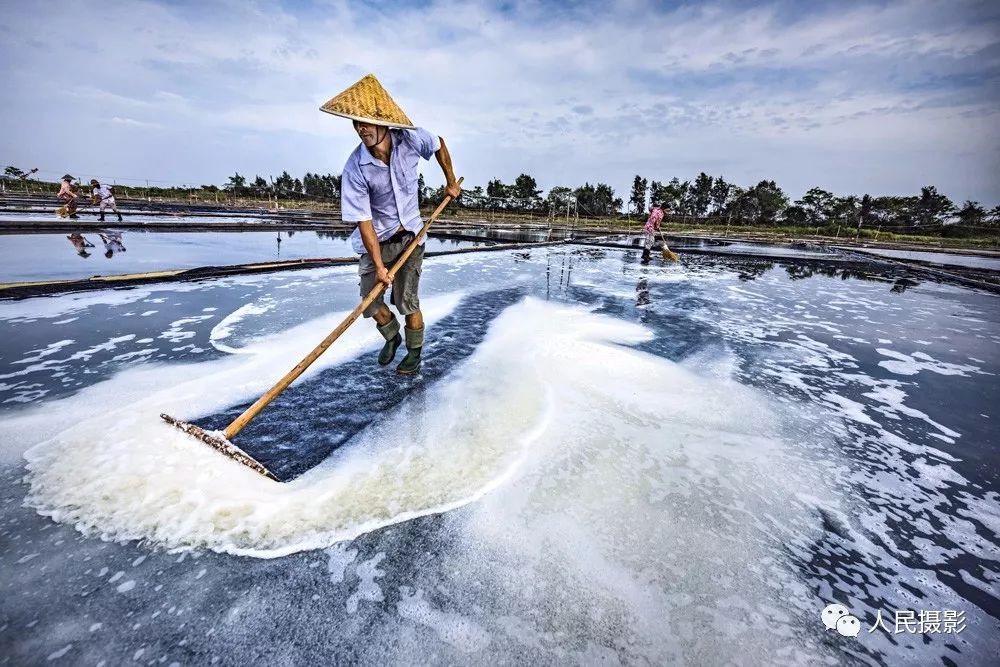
[658,230,679,262]
[161,178,463,481]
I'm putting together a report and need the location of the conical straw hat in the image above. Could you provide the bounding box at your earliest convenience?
[319,74,415,129]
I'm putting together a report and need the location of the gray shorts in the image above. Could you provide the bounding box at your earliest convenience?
[359,234,424,318]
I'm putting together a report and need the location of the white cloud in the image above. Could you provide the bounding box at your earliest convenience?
[110,117,162,129]
[0,0,997,203]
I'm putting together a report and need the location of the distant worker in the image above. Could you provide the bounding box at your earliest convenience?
[56,174,79,219]
[642,202,665,262]
[321,74,460,375]
[90,179,123,222]
[98,231,127,258]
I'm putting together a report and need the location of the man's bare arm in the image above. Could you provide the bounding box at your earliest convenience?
[358,220,391,286]
[435,137,461,199]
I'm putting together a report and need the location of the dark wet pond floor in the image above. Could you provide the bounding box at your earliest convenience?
[0,248,997,665]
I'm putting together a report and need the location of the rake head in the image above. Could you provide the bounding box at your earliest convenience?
[160,413,280,482]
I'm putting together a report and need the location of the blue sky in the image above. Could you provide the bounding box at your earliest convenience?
[1,0,997,205]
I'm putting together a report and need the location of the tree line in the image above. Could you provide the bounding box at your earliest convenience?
[224,170,624,217]
[626,173,999,234]
[218,171,342,199]
[7,164,997,235]
[152,168,1000,236]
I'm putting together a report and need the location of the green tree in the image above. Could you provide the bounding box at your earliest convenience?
[956,200,986,226]
[252,175,269,195]
[224,172,247,194]
[797,187,836,225]
[417,173,426,205]
[662,177,684,211]
[574,183,597,214]
[546,186,573,215]
[629,175,648,214]
[274,171,295,193]
[710,176,732,213]
[512,174,540,199]
[691,172,714,217]
[458,184,483,208]
[916,186,954,228]
[648,180,667,208]
[678,180,693,215]
[594,183,622,215]
[486,178,508,207]
[729,186,759,224]
[749,180,788,224]
[302,172,316,196]
[782,205,807,225]
[511,174,543,210]
[302,172,338,199]
[324,174,341,198]
[987,205,1000,228]
[4,166,25,179]
[831,195,859,226]
[573,182,622,216]
[871,195,918,229]
[857,194,873,235]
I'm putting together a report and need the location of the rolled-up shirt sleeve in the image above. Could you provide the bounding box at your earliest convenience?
[405,127,440,160]
[340,159,371,222]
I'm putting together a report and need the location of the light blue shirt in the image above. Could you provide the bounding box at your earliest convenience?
[340,127,440,255]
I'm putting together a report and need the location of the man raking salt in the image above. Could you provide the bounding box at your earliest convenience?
[160,74,463,481]
[322,74,461,375]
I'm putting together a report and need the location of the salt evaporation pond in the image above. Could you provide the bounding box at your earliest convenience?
[0,211,312,226]
[0,231,483,282]
[0,247,997,664]
[851,247,1000,271]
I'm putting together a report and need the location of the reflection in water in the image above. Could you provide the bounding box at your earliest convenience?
[2,231,489,283]
[891,277,920,293]
[726,258,928,295]
[555,252,574,288]
[635,277,650,307]
[723,257,775,282]
[66,232,95,258]
[98,232,127,259]
[315,230,351,241]
[784,263,840,281]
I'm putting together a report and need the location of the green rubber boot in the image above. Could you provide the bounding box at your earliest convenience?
[376,316,402,366]
[396,326,423,375]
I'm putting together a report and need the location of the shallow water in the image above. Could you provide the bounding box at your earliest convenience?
[704,241,842,259]
[0,231,482,282]
[0,210,296,226]
[0,248,997,664]
[852,247,1000,271]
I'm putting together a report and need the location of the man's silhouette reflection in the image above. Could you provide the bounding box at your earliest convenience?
[99,232,127,259]
[636,277,650,307]
[67,232,94,258]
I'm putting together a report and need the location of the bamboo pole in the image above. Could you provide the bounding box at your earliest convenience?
[220,178,463,441]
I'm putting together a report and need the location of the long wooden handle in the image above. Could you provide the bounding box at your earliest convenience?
[222,178,463,440]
